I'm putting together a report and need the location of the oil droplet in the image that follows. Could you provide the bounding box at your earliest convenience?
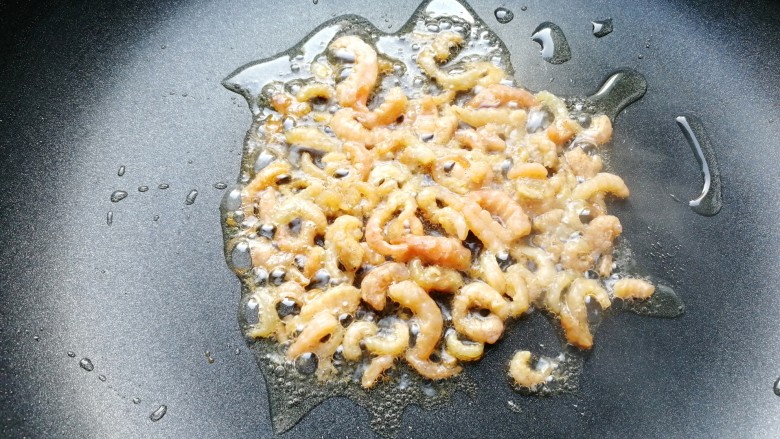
[110,190,128,203]
[79,358,94,372]
[106,211,113,226]
[33,335,40,341]
[638,54,644,59]
[158,183,170,190]
[132,397,141,404]
[138,186,149,192]
[150,405,167,422]
[675,115,722,216]
[313,0,318,4]
[153,214,160,222]
[213,182,228,190]
[591,18,613,37]
[98,374,107,382]
[773,377,780,396]
[117,165,126,177]
[67,351,76,358]
[185,189,199,205]
[531,22,571,64]
[587,69,647,120]
[205,351,215,364]
[494,7,514,24]
[521,5,527,11]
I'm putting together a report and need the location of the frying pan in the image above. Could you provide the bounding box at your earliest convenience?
[1,0,778,437]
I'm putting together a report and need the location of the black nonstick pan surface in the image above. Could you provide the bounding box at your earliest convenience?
[1,0,779,437]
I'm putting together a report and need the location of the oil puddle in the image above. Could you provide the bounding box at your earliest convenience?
[675,115,722,216]
[591,18,613,38]
[531,22,571,64]
[221,0,668,436]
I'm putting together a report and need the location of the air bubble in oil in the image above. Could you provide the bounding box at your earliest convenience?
[110,190,128,203]
[79,358,94,372]
[494,7,514,24]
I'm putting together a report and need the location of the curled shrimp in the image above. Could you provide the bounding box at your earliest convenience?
[508,350,553,389]
[361,355,395,388]
[364,320,410,357]
[451,106,527,128]
[445,329,484,361]
[559,278,611,349]
[468,190,532,241]
[299,285,361,321]
[329,108,386,146]
[583,214,622,254]
[388,281,461,379]
[342,141,374,181]
[295,83,335,103]
[324,215,364,276]
[365,193,415,260]
[270,92,311,117]
[358,87,407,128]
[272,197,328,252]
[416,186,469,240]
[431,154,493,194]
[284,127,340,153]
[455,128,506,152]
[504,265,531,317]
[416,32,505,90]
[286,311,343,361]
[572,172,629,200]
[408,259,463,293]
[342,321,378,360]
[473,251,506,293]
[359,262,410,311]
[244,161,292,200]
[573,114,612,147]
[452,282,510,344]
[613,278,655,300]
[402,235,472,271]
[536,91,582,146]
[329,35,378,111]
[509,246,557,302]
[466,84,538,109]
[508,162,548,180]
[563,146,603,179]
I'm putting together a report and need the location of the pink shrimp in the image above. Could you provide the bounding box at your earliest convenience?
[358,87,407,128]
[467,190,531,240]
[359,262,410,311]
[329,36,378,111]
[401,235,472,271]
[465,84,538,109]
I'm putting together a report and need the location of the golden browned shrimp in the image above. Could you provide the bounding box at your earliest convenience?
[504,265,531,317]
[358,87,407,128]
[388,281,461,379]
[244,161,292,199]
[402,235,472,271]
[360,262,410,311]
[452,282,511,344]
[583,214,622,254]
[431,154,493,194]
[559,278,611,349]
[451,106,527,128]
[299,285,361,321]
[573,115,613,147]
[272,197,328,253]
[613,278,655,300]
[467,190,532,241]
[270,92,311,117]
[364,320,410,357]
[295,83,335,103]
[508,351,553,389]
[445,329,484,361]
[329,35,378,111]
[361,355,395,388]
[330,108,386,146]
[286,311,342,360]
[342,321,378,360]
[455,129,506,152]
[324,215,364,274]
[365,193,417,260]
[408,259,464,293]
[466,84,538,109]
[508,162,548,180]
[416,186,469,240]
[572,173,630,200]
[284,127,340,153]
[341,141,373,181]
